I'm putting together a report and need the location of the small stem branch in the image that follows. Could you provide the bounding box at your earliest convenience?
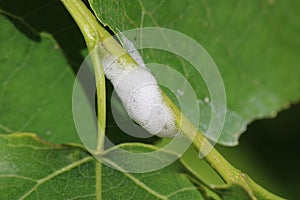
[60,0,107,152]
[162,94,239,184]
[60,1,108,200]
[163,94,285,200]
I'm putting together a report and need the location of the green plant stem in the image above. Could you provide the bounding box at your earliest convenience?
[60,0,106,151]
[163,94,284,200]
[60,0,285,199]
[60,1,107,200]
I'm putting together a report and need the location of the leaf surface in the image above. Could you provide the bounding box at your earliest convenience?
[89,0,300,145]
[0,133,204,200]
[0,14,80,143]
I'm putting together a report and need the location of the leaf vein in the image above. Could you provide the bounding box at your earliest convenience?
[102,157,167,200]
[18,156,93,199]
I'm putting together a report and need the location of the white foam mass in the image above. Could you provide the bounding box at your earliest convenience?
[101,48,178,137]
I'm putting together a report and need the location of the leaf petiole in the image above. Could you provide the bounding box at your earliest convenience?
[60,1,107,200]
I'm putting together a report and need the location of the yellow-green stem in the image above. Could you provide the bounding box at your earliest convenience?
[163,93,284,200]
[60,0,107,200]
[60,0,285,199]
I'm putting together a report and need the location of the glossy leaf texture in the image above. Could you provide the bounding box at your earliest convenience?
[89,0,300,145]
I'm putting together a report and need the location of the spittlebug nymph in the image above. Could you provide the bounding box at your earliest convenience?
[101,34,178,137]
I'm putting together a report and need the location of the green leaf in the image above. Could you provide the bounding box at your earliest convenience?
[88,0,300,145]
[0,14,79,144]
[0,133,95,199]
[0,133,204,199]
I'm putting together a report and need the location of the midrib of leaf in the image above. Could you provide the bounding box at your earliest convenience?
[101,155,201,199]
[101,157,167,200]
[18,156,94,199]
[95,161,102,200]
[1,6,106,199]
[59,1,107,200]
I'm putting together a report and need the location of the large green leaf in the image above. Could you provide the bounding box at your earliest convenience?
[89,0,300,145]
[0,9,207,200]
[0,14,80,143]
[0,133,204,199]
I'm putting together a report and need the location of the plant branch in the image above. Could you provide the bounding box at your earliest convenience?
[163,94,285,200]
[60,0,285,199]
[60,0,107,200]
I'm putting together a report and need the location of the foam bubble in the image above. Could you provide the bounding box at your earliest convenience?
[101,52,178,137]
